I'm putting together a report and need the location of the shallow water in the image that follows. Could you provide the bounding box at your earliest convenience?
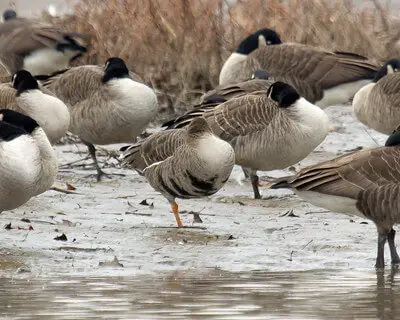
[1,268,400,319]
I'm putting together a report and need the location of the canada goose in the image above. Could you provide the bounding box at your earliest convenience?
[0,10,87,76]
[164,82,329,199]
[121,117,235,227]
[41,57,158,181]
[268,128,400,268]
[0,70,70,144]
[353,59,400,134]
[0,109,57,211]
[219,28,379,108]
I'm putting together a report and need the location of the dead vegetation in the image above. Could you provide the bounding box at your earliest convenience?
[46,0,400,117]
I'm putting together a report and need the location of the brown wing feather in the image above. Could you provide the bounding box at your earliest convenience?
[251,45,378,92]
[42,66,104,106]
[274,146,400,199]
[201,79,273,102]
[165,92,279,142]
[122,129,187,171]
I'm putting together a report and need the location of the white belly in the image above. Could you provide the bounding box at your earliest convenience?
[295,190,366,218]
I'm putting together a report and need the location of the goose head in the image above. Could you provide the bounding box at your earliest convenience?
[0,117,27,142]
[12,70,39,96]
[251,69,269,80]
[374,58,400,82]
[0,109,39,134]
[187,117,212,138]
[2,9,17,22]
[102,57,130,83]
[236,28,282,55]
[385,125,400,147]
[267,81,300,108]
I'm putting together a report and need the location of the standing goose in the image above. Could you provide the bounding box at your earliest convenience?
[0,70,70,144]
[0,10,87,76]
[41,57,158,180]
[121,118,235,227]
[353,59,400,134]
[219,28,379,108]
[0,109,57,211]
[268,128,400,268]
[164,82,329,199]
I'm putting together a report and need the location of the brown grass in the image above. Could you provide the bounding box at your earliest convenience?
[46,0,400,118]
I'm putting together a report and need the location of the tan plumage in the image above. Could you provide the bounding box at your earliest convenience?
[268,130,400,268]
[164,81,329,199]
[121,118,235,227]
[353,59,400,134]
[0,70,70,144]
[0,10,87,76]
[219,29,379,108]
[41,57,157,180]
[201,69,271,103]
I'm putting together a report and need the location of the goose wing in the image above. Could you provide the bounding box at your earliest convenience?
[201,79,272,102]
[121,129,187,171]
[40,66,104,105]
[165,92,279,141]
[272,146,400,199]
[0,83,22,110]
[252,45,378,90]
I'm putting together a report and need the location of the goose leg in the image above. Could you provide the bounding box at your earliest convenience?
[82,140,108,181]
[376,231,387,269]
[170,201,184,227]
[387,228,400,264]
[250,172,261,199]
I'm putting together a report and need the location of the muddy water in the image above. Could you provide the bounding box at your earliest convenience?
[1,268,399,319]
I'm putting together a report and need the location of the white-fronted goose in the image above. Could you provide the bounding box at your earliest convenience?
[164,81,329,199]
[0,109,57,211]
[41,57,158,180]
[268,129,400,268]
[121,117,235,227]
[0,10,87,76]
[0,70,70,144]
[219,28,379,108]
[353,58,400,134]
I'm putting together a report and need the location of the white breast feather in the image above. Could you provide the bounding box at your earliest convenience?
[197,134,235,170]
[107,78,158,128]
[219,53,247,85]
[352,82,375,124]
[18,90,70,144]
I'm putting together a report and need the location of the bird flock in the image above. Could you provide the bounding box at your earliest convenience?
[1,9,400,269]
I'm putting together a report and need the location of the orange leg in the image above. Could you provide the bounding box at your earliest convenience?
[171,202,184,227]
